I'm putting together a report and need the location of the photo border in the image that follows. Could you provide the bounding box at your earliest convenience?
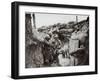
[11,1,98,79]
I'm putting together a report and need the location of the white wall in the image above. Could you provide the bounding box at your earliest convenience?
[0,0,99,81]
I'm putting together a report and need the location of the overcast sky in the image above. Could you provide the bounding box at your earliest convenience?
[33,13,88,28]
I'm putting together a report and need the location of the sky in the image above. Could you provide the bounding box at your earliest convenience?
[32,13,88,28]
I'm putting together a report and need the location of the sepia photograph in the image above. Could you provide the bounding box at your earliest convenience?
[25,12,89,68]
